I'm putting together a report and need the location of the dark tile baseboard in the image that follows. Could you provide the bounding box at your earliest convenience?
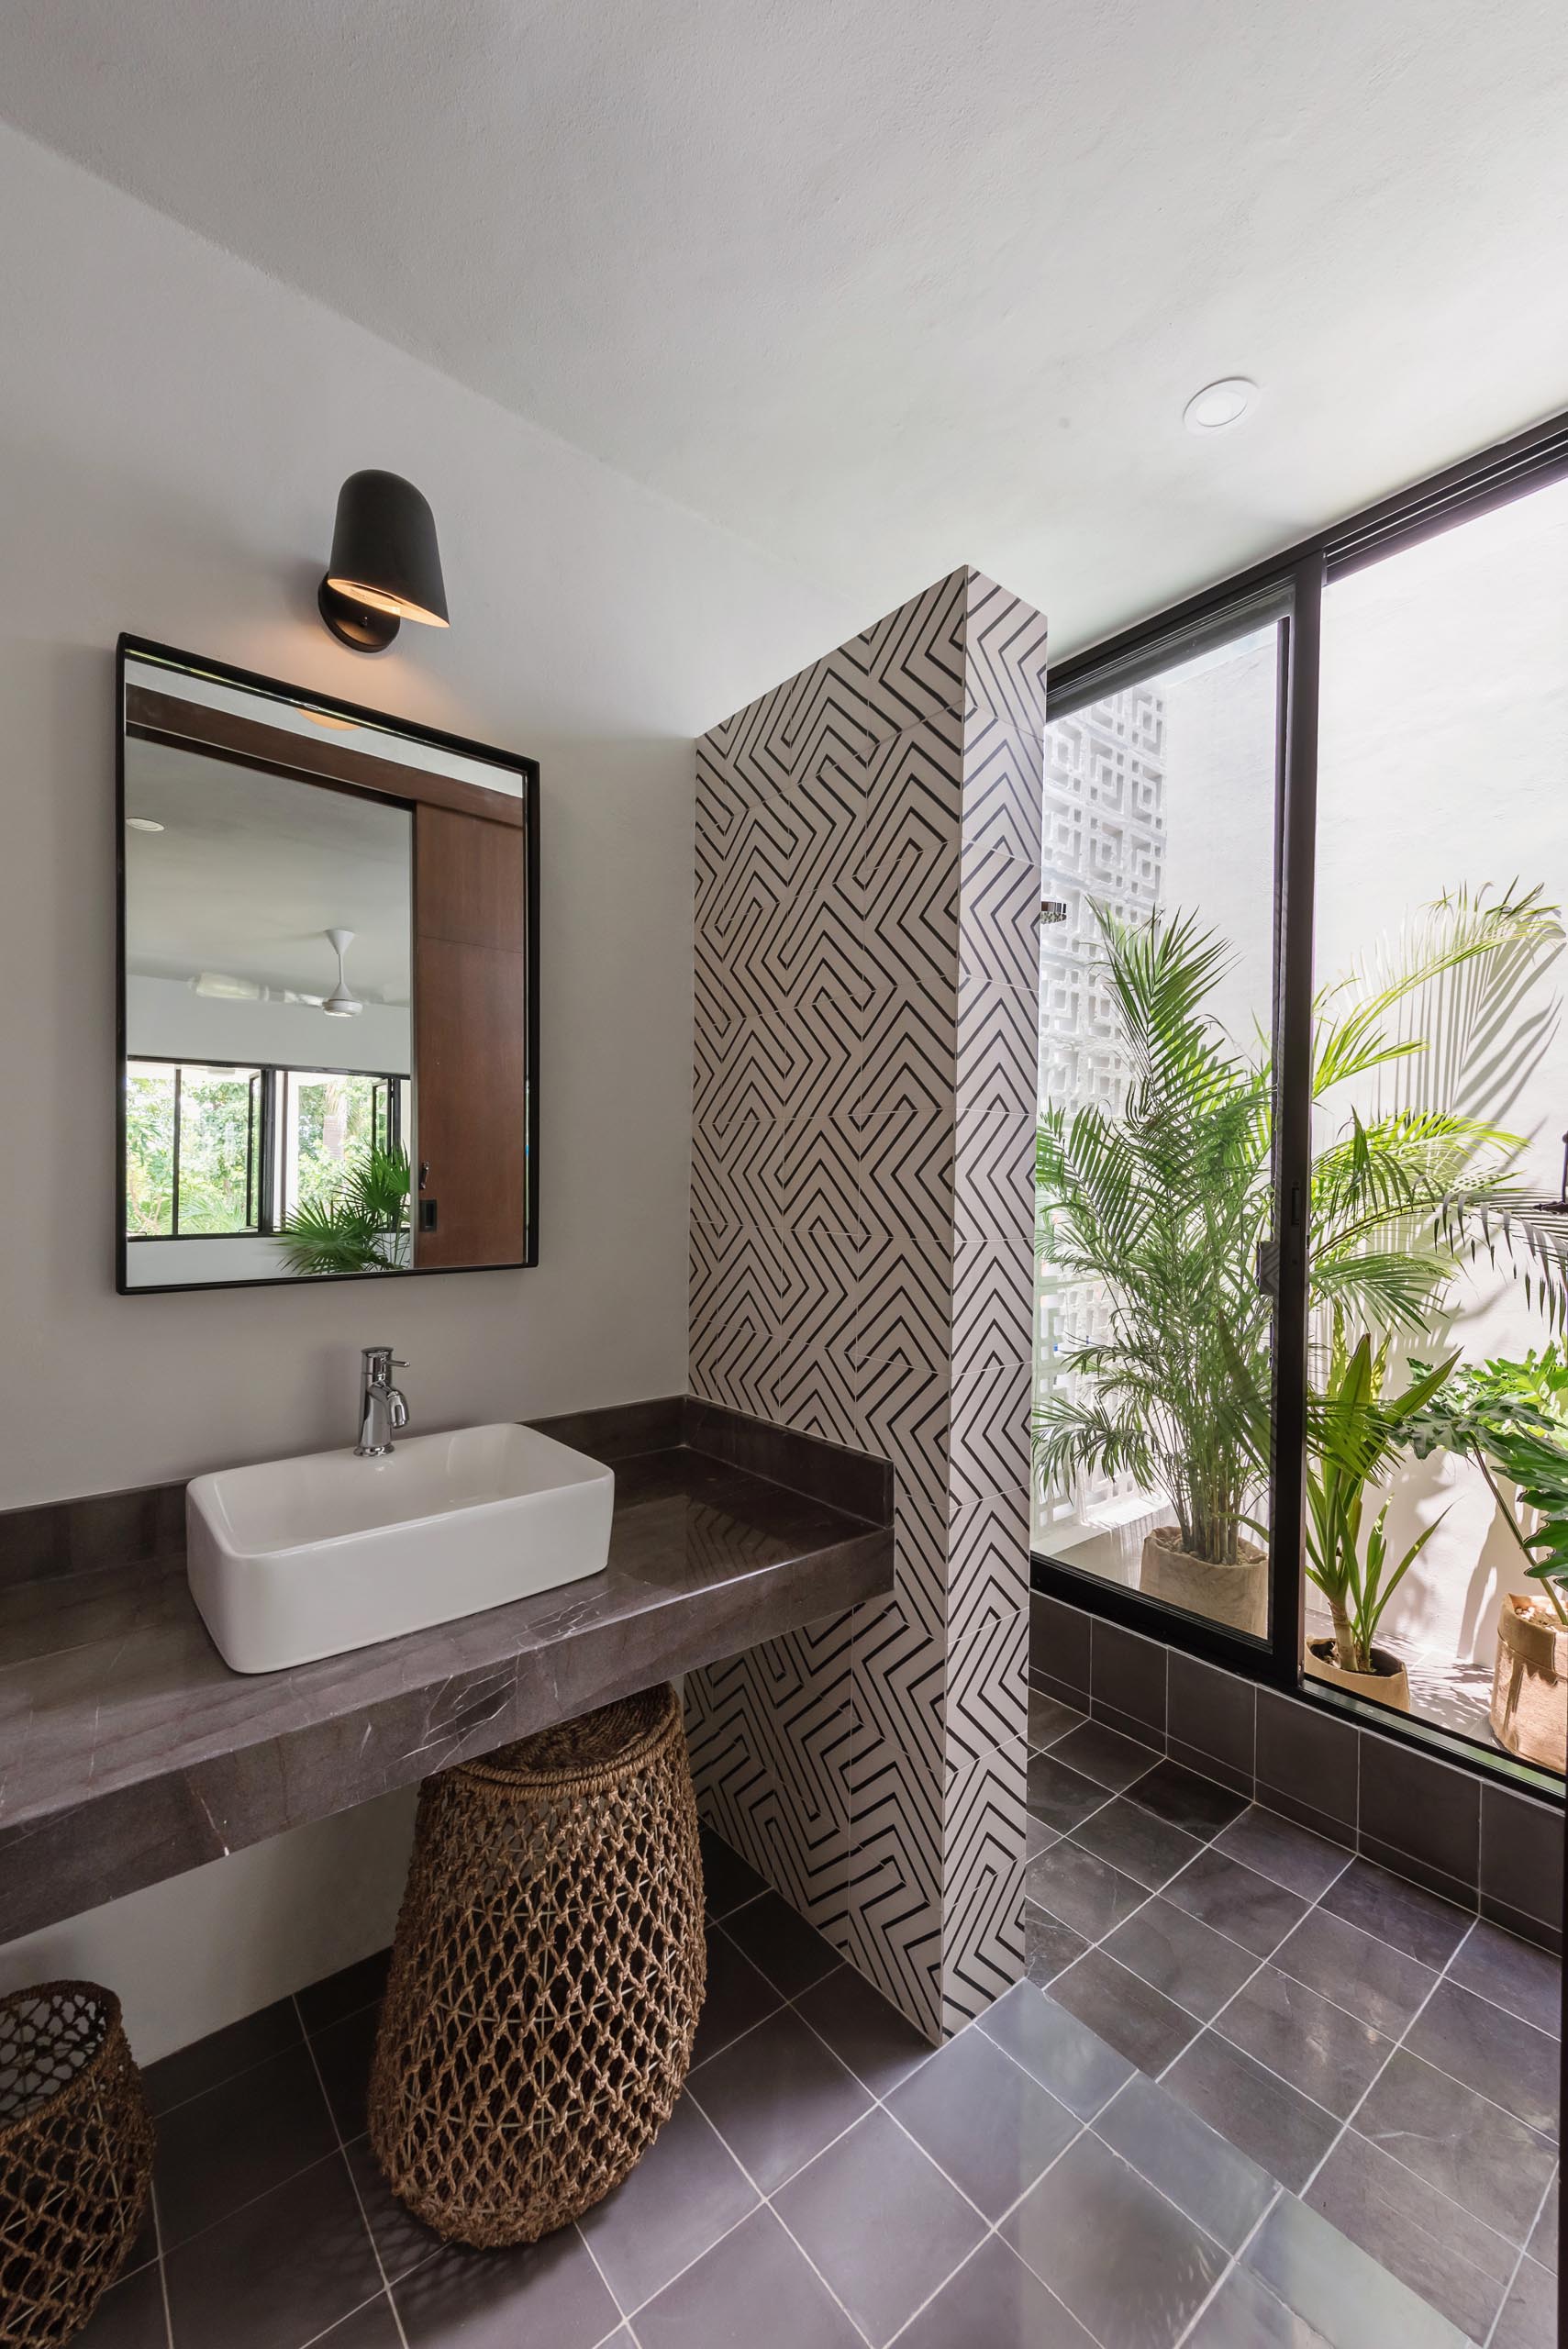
[1030,1588,1565,1954]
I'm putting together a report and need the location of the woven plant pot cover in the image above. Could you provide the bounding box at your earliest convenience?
[0,1982,153,2347]
[369,1683,706,2247]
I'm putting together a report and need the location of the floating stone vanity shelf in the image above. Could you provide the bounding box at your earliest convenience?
[0,1398,893,1943]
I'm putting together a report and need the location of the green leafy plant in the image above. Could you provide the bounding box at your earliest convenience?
[1033,891,1549,1566]
[276,1143,410,1276]
[1407,1350,1568,1625]
[1306,1330,1456,1675]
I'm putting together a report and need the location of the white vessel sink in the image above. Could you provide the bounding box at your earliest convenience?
[186,1423,615,1674]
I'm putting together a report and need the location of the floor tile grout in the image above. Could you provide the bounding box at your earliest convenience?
[295,1988,413,2349]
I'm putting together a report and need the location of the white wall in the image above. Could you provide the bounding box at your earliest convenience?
[0,119,857,1506]
[0,121,858,2051]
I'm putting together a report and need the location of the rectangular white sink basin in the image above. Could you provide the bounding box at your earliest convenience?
[186,1423,615,1673]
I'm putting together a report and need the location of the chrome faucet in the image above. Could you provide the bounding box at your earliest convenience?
[356,1345,409,1457]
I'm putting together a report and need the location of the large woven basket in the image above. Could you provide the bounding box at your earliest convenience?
[368,1683,706,2246]
[0,1982,153,2347]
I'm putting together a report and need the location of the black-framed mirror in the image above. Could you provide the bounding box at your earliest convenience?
[116,637,538,1292]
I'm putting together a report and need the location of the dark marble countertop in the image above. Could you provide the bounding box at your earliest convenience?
[0,1403,892,1942]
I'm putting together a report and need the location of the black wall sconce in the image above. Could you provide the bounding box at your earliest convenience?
[317,470,450,653]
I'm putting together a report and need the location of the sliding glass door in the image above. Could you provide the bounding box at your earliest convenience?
[1032,417,1568,1794]
[1033,612,1287,1645]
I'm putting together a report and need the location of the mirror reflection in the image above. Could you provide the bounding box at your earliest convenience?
[118,645,535,1289]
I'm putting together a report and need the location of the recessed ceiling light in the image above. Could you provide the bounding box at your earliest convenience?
[1184,377,1257,433]
[125,816,164,832]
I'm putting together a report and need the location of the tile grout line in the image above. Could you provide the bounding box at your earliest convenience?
[1482,2161,1558,2349]
[294,1990,412,2349]
[151,2181,174,2349]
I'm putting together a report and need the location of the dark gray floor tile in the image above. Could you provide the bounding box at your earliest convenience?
[1051,1719,1162,1792]
[794,1959,935,2095]
[576,2090,757,2312]
[296,1950,392,2037]
[1212,1806,1351,1901]
[154,2041,337,2249]
[309,2001,381,2143]
[1049,1949,1202,2074]
[719,1888,840,1998]
[1357,2050,1557,2244]
[1029,1687,1088,1750]
[699,1825,769,1920]
[685,2005,871,2191]
[1095,2072,1275,2253]
[119,2202,159,2278]
[976,1983,1136,2119]
[1186,2264,1329,2347]
[1358,1831,1475,1916]
[1162,1847,1308,1958]
[1450,1918,1562,2037]
[1307,2127,1518,2344]
[164,2152,384,2349]
[773,2109,985,2344]
[1001,2129,1227,2349]
[1024,1837,1147,1940]
[1527,2176,1558,2272]
[887,2022,1079,2219]
[343,2134,447,2285]
[142,1997,303,2116]
[1162,2032,1340,2193]
[1246,2191,1473,2349]
[1128,1759,1250,1840]
[1406,1977,1559,2140]
[1270,1905,1436,2040]
[1494,2255,1557,2349]
[395,2229,620,2349]
[1318,1859,1472,1971]
[1027,1750,1115,1834]
[1070,1796,1204,1890]
[634,2203,862,2349]
[73,2262,168,2349]
[1103,1895,1261,2021]
[1027,1813,1058,1860]
[1169,1734,1254,1803]
[1023,1901,1090,1987]
[691,1924,784,2066]
[895,2234,1096,2349]
[312,2303,403,2348]
[1214,1965,1393,2120]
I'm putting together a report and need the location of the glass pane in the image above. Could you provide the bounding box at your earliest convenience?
[1313,473,1568,1777]
[276,1067,411,1273]
[1033,622,1283,1640]
[174,1065,260,1233]
[125,1060,175,1236]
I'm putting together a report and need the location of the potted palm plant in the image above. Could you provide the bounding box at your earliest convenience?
[277,1144,411,1275]
[1303,1329,1456,1705]
[1034,892,1542,1642]
[1408,1352,1568,1767]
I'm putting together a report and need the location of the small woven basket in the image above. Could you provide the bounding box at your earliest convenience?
[0,1982,153,2347]
[369,1683,706,2247]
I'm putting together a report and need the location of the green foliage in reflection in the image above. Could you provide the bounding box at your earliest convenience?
[125,1064,257,1236]
[276,1144,410,1276]
[1033,891,1553,1571]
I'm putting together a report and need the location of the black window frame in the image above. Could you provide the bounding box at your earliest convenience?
[123,1057,406,1244]
[1031,404,1568,1804]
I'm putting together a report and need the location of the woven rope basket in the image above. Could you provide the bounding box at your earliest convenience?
[368,1683,706,2247]
[0,1982,153,2347]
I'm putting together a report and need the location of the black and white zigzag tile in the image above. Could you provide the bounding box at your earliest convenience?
[688,567,1044,2041]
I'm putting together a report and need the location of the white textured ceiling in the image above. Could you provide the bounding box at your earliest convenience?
[5,0,1568,651]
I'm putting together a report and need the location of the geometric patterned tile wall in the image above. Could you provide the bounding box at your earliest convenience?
[684,569,1047,2040]
[1033,691,1167,1543]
